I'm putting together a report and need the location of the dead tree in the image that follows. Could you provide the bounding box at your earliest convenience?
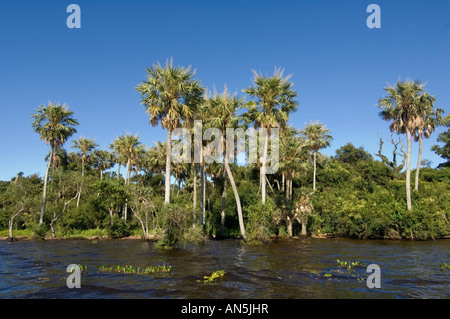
[50,192,79,238]
[375,133,407,177]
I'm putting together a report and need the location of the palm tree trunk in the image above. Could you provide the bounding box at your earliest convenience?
[126,159,131,185]
[289,176,293,200]
[76,158,85,208]
[165,129,172,204]
[200,162,204,225]
[415,133,423,191]
[40,146,53,225]
[221,168,227,236]
[286,176,289,199]
[117,164,121,180]
[287,217,293,237]
[301,216,308,237]
[281,172,285,192]
[406,129,412,211]
[313,151,317,191]
[261,129,269,204]
[201,161,206,225]
[193,163,197,226]
[224,152,246,241]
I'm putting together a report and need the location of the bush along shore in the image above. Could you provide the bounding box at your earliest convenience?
[1,63,449,245]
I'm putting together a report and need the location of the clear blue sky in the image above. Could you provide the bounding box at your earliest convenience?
[1,0,449,181]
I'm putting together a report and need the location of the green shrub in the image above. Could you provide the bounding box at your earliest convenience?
[105,216,131,239]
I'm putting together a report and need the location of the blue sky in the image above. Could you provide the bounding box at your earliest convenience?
[0,0,449,181]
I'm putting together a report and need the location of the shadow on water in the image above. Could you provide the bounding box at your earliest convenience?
[0,238,448,298]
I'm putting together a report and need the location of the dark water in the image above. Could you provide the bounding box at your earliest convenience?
[0,238,448,299]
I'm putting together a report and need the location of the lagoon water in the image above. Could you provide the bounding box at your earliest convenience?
[0,238,448,299]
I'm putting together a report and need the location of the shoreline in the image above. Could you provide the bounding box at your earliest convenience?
[2,234,449,242]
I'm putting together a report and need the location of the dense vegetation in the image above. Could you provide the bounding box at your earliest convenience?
[1,60,449,244]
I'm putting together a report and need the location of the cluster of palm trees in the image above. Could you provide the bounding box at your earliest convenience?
[135,60,334,239]
[32,59,335,240]
[378,79,445,211]
[32,61,444,239]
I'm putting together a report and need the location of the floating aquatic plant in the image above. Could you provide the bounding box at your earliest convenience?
[336,260,363,270]
[197,270,226,283]
[440,262,450,271]
[99,264,171,275]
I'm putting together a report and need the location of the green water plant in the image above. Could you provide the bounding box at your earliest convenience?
[440,262,450,271]
[336,260,363,270]
[99,264,171,275]
[197,270,226,283]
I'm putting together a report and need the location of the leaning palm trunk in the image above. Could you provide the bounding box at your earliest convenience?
[40,146,54,225]
[224,152,246,241]
[415,133,423,191]
[76,158,85,208]
[165,128,172,204]
[406,130,412,211]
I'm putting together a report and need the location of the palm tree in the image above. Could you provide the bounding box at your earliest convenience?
[243,68,298,204]
[378,80,427,211]
[45,147,69,171]
[136,58,204,204]
[110,137,127,180]
[72,137,97,207]
[116,134,143,185]
[146,142,167,175]
[203,86,247,240]
[280,126,310,200]
[412,93,444,190]
[72,137,97,176]
[301,122,332,191]
[31,102,78,224]
[431,114,450,167]
[93,149,114,179]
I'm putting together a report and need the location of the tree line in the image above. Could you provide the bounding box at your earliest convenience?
[1,59,449,244]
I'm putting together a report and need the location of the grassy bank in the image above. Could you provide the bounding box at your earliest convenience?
[0,228,147,240]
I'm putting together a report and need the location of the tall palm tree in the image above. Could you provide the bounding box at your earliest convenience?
[72,137,97,207]
[146,142,167,175]
[412,94,444,190]
[243,68,298,204]
[72,137,97,177]
[280,126,310,200]
[31,102,78,224]
[136,58,204,204]
[110,137,127,180]
[378,80,427,211]
[93,149,114,179]
[203,86,247,240]
[116,134,143,185]
[301,122,332,191]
